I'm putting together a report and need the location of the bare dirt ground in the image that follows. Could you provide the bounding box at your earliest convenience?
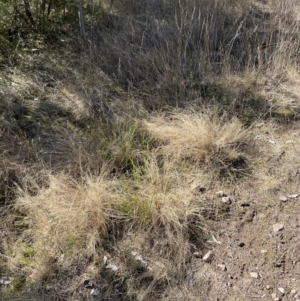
[177,121,300,301]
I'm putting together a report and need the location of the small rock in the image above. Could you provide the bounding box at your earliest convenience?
[250,272,260,279]
[135,255,148,267]
[106,264,118,271]
[0,277,14,285]
[288,194,299,199]
[103,255,108,265]
[221,196,231,204]
[131,251,148,267]
[273,223,284,233]
[217,191,226,197]
[269,139,276,145]
[290,289,297,295]
[238,242,245,247]
[278,287,285,295]
[271,293,281,301]
[193,251,202,258]
[45,284,53,291]
[226,282,232,287]
[266,285,271,290]
[261,250,268,254]
[217,264,226,271]
[202,250,214,262]
[90,287,101,296]
[279,196,288,202]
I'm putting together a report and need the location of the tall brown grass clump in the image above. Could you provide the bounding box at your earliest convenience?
[12,173,111,282]
[145,112,250,168]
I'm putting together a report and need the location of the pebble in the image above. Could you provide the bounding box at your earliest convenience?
[202,250,214,262]
[273,223,284,233]
[217,264,226,271]
[0,277,14,285]
[278,287,285,294]
[217,191,226,197]
[135,255,148,267]
[261,250,268,254]
[289,193,299,198]
[103,255,108,265]
[269,139,276,145]
[193,251,202,258]
[222,196,231,204]
[279,196,288,202]
[90,287,100,296]
[250,272,259,279]
[290,289,297,295]
[271,293,280,301]
[45,284,53,291]
[106,264,118,271]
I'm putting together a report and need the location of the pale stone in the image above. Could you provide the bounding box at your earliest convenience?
[273,223,284,233]
[261,250,268,254]
[289,194,299,199]
[279,195,288,202]
[131,251,138,256]
[202,250,214,262]
[216,191,225,197]
[250,272,259,278]
[103,255,108,265]
[0,277,14,285]
[217,264,226,271]
[278,287,285,294]
[193,251,201,258]
[90,288,100,296]
[222,196,231,204]
[106,264,118,271]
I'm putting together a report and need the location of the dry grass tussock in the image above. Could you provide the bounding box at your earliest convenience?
[146,113,250,167]
[11,173,111,282]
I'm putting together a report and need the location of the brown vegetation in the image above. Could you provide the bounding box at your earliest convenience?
[1,0,300,300]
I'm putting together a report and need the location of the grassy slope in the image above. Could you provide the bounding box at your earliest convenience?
[1,0,300,300]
